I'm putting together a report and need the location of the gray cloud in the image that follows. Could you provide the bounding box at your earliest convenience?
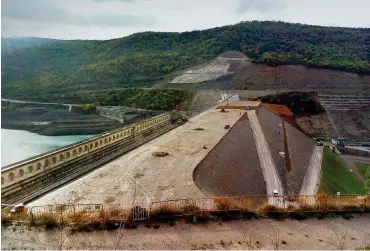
[1,0,155,28]
[235,0,286,14]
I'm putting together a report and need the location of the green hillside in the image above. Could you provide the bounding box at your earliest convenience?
[318,147,365,194]
[2,21,370,98]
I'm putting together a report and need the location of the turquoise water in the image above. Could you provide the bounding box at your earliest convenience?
[1,129,94,167]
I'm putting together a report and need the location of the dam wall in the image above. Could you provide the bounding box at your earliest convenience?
[1,113,175,204]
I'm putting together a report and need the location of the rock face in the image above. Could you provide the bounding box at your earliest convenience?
[193,113,266,196]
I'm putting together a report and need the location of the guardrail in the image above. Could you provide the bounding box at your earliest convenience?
[6,195,366,225]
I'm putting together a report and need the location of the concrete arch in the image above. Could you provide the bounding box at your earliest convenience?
[37,162,42,170]
[84,145,88,151]
[89,143,93,149]
[73,149,77,156]
[100,140,103,145]
[108,137,111,142]
[104,138,108,144]
[52,156,57,164]
[113,135,116,140]
[45,159,50,167]
[79,147,83,153]
[8,173,15,181]
[1,176,4,185]
[120,133,123,137]
[95,142,98,147]
[18,169,24,177]
[28,165,33,173]
[59,154,64,161]
[66,152,71,158]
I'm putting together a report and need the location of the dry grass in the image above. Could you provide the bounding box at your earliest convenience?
[32,213,60,229]
[8,195,368,230]
[151,204,183,217]
[215,198,243,211]
[257,204,283,214]
[1,210,30,224]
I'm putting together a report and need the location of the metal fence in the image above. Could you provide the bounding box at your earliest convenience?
[27,195,370,224]
[150,199,195,217]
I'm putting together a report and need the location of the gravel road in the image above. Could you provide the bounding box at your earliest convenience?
[247,110,283,197]
[300,146,323,195]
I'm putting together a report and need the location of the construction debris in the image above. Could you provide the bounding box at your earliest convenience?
[152,152,169,157]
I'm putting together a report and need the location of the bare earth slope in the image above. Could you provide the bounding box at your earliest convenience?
[285,120,316,194]
[193,113,266,196]
[234,64,370,92]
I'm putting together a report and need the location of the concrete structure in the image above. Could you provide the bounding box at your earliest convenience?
[1,113,174,204]
[1,98,82,112]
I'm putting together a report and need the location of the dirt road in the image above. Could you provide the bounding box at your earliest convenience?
[341,155,370,182]
[2,216,370,250]
[247,110,283,196]
[300,146,324,195]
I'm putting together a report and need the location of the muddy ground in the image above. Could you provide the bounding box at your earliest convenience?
[2,216,370,250]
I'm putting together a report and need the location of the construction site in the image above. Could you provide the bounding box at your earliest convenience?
[1,90,370,251]
[2,52,370,250]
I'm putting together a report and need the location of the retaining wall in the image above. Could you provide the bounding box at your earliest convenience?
[1,113,174,204]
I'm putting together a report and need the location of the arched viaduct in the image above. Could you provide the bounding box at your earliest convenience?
[1,112,175,205]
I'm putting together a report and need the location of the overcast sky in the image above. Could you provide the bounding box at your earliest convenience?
[1,0,369,40]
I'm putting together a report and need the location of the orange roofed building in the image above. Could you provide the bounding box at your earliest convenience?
[262,103,294,117]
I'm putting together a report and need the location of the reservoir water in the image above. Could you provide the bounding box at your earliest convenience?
[1,129,94,167]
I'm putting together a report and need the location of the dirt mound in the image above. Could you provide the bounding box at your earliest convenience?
[193,113,266,196]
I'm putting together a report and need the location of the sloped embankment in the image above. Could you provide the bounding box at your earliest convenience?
[285,121,315,194]
[193,113,266,196]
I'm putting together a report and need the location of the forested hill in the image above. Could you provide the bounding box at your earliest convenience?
[1,37,58,50]
[2,21,370,98]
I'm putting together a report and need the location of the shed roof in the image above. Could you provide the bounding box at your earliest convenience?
[263,103,293,116]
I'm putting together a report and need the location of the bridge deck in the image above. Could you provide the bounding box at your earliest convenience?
[28,107,245,206]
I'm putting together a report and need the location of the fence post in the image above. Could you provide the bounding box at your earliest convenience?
[60,205,63,224]
[30,207,34,224]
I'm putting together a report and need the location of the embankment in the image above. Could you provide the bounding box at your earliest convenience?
[193,113,266,196]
